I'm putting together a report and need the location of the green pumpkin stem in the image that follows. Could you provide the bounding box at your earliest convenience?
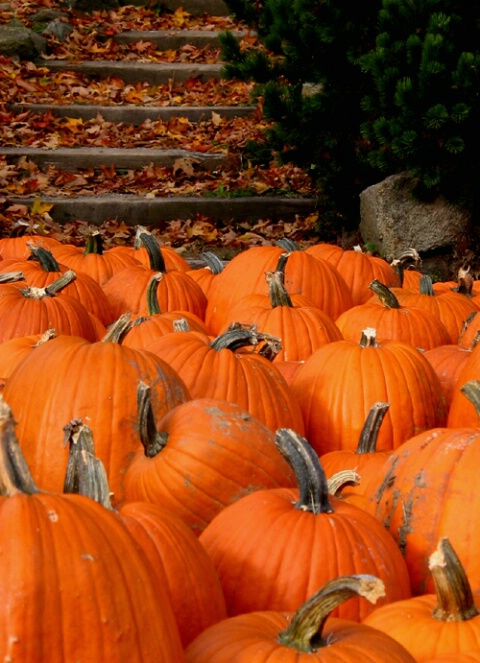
[266,256,294,309]
[356,402,390,454]
[210,323,282,359]
[0,399,38,496]
[419,274,435,296]
[278,575,386,652]
[27,243,61,272]
[84,230,104,255]
[276,238,299,252]
[63,419,113,510]
[134,226,166,272]
[145,273,163,316]
[201,251,224,274]
[368,280,401,309]
[137,381,169,458]
[275,428,334,515]
[429,537,479,622]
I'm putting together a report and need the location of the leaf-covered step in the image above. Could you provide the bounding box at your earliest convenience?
[0,147,227,171]
[112,29,248,50]
[37,60,223,84]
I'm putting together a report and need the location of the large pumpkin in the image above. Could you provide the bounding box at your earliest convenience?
[199,429,411,622]
[0,400,185,662]
[2,318,190,502]
[290,327,447,456]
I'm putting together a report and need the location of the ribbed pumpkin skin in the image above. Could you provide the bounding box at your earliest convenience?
[205,246,353,335]
[119,501,227,647]
[123,398,296,534]
[50,244,141,286]
[0,234,61,260]
[290,338,447,455]
[0,333,53,381]
[336,302,451,350]
[424,344,471,408]
[0,285,99,343]
[144,332,305,434]
[370,427,480,595]
[0,492,184,662]
[2,336,190,502]
[121,310,208,351]
[220,294,344,362]
[306,243,400,305]
[448,343,480,427]
[199,488,411,622]
[185,613,416,662]
[363,591,480,661]
[102,267,208,321]
[0,258,114,325]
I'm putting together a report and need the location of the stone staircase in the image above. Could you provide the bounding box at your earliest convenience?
[1,0,319,229]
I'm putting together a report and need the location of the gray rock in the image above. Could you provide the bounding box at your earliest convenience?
[42,20,74,42]
[0,26,46,59]
[359,172,472,262]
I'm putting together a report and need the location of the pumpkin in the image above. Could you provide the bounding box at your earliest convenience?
[50,229,141,286]
[0,271,100,343]
[199,428,411,621]
[205,245,354,335]
[290,327,447,456]
[117,273,208,351]
[131,226,191,272]
[0,329,56,382]
[0,243,115,325]
[102,227,207,320]
[142,323,305,433]
[185,575,416,663]
[424,343,472,408]
[305,243,400,305]
[186,251,224,299]
[370,382,480,595]
[217,253,344,362]
[0,399,185,662]
[363,538,480,661]
[63,422,228,648]
[0,233,61,260]
[123,385,296,534]
[336,279,451,350]
[2,315,190,502]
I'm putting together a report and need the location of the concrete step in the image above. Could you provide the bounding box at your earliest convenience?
[36,60,224,84]
[112,29,246,49]
[0,146,226,171]
[8,103,256,124]
[5,194,318,226]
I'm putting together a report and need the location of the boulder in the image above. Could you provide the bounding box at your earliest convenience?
[359,172,472,266]
[0,26,46,58]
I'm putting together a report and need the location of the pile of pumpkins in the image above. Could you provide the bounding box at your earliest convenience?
[0,227,480,661]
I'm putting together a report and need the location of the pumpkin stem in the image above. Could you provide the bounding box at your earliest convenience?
[460,380,480,417]
[454,267,474,297]
[327,470,360,496]
[278,574,386,652]
[419,274,435,296]
[201,251,224,274]
[390,248,422,286]
[145,273,163,316]
[368,280,401,309]
[429,537,479,622]
[27,243,61,272]
[356,402,390,454]
[266,253,294,308]
[102,313,135,343]
[0,271,26,284]
[359,327,378,347]
[134,226,166,272]
[276,238,299,252]
[20,270,76,298]
[63,419,113,510]
[33,328,57,347]
[275,428,334,514]
[0,398,39,496]
[84,230,104,255]
[210,323,282,359]
[173,318,191,332]
[136,381,169,458]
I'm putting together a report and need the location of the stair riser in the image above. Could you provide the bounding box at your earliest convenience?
[113,29,246,49]
[9,104,256,124]
[120,0,231,15]
[0,147,226,171]
[4,196,318,226]
[39,61,224,84]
